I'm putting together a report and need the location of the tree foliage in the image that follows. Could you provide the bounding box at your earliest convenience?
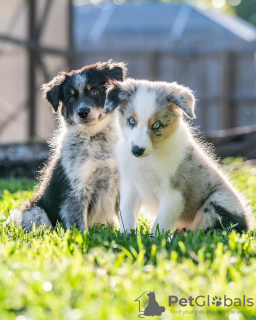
[233,0,256,26]
[161,0,256,25]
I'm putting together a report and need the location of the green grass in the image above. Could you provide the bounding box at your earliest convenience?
[0,159,255,320]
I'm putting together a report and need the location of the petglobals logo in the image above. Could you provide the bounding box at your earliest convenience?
[168,295,254,308]
[135,292,254,318]
[135,291,165,318]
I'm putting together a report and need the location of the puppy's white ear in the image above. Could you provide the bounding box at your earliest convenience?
[167,82,196,119]
[103,81,132,114]
[41,72,66,112]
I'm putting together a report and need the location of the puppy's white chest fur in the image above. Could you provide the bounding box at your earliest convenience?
[130,156,172,199]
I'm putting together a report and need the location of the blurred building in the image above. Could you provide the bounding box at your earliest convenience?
[74,2,256,132]
[0,1,256,143]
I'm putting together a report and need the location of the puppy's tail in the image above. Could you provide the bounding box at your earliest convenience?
[7,206,52,232]
[8,209,22,226]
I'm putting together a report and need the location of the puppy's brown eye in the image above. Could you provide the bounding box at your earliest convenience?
[152,121,162,130]
[90,89,99,96]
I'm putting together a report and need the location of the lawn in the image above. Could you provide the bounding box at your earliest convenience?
[0,159,255,320]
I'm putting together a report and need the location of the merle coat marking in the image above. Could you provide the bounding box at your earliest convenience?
[12,60,127,231]
[103,79,253,234]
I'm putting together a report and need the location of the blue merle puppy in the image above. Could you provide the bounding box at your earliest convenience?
[12,60,127,232]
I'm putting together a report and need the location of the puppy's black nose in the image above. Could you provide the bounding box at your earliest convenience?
[131,145,145,157]
[77,107,90,119]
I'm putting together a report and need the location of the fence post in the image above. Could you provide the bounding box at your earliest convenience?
[148,52,160,81]
[220,51,236,129]
[27,0,37,141]
[67,0,76,70]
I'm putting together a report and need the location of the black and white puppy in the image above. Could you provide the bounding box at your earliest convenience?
[12,60,127,232]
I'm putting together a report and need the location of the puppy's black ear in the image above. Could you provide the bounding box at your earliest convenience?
[103,80,133,114]
[166,82,196,119]
[96,60,127,81]
[41,73,66,112]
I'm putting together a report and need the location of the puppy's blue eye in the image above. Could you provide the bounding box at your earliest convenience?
[152,121,162,130]
[128,117,136,127]
[69,96,75,103]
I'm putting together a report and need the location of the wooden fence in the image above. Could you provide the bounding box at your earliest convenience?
[80,49,256,133]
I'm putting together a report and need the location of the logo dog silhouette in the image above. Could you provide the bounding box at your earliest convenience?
[144,291,165,317]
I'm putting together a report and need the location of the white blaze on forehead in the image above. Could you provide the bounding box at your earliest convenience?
[74,73,87,95]
[125,85,156,155]
[133,86,157,125]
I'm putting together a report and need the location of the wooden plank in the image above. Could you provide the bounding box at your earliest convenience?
[206,125,256,159]
[148,52,160,81]
[27,0,37,140]
[219,51,236,129]
[67,0,76,69]
[0,34,75,57]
